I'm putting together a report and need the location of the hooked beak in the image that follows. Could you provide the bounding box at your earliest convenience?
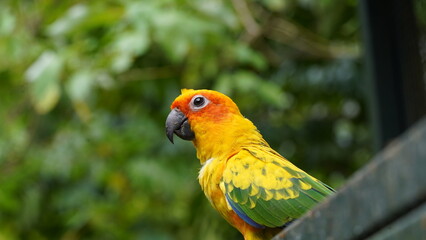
[165,108,195,143]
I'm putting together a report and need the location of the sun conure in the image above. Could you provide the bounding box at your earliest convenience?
[165,89,335,240]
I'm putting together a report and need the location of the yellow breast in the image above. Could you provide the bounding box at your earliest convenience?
[198,157,234,223]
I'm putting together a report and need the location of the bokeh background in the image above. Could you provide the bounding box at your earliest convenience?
[0,0,425,239]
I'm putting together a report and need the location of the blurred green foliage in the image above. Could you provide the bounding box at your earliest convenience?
[0,0,390,239]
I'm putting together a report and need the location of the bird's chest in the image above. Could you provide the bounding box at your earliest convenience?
[198,158,231,217]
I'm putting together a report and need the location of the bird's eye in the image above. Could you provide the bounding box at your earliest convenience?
[190,95,209,110]
[193,97,204,107]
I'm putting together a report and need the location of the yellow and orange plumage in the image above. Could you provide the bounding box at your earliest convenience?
[166,89,334,240]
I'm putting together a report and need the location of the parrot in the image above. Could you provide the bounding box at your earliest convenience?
[165,89,335,240]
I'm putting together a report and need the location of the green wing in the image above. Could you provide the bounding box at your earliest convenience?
[221,147,334,228]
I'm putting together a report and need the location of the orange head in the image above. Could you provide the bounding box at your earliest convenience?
[165,89,241,143]
[166,89,262,162]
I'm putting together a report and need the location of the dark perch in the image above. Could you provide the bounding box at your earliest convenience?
[273,118,426,240]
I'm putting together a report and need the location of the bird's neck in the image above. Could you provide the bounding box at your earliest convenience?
[192,115,264,164]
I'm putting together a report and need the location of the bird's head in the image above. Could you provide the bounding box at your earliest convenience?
[165,89,242,144]
[166,89,265,162]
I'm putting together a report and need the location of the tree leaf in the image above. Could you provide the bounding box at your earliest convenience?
[66,70,93,102]
[110,28,150,73]
[25,50,63,113]
[46,4,88,37]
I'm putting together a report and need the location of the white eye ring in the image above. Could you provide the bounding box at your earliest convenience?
[190,95,210,110]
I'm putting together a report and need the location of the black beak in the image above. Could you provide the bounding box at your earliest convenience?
[165,108,195,143]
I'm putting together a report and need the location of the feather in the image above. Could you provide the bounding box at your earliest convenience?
[221,147,334,228]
